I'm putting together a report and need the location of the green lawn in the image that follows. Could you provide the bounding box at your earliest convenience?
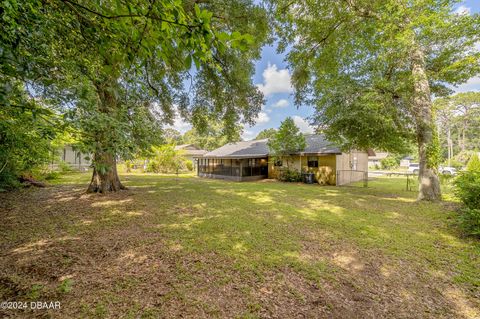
[0,173,479,318]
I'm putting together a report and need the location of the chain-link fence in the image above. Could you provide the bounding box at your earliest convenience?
[336,170,368,187]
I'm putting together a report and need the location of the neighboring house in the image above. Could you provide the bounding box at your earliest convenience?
[174,144,207,170]
[368,152,389,168]
[55,145,91,170]
[400,156,413,168]
[194,134,371,185]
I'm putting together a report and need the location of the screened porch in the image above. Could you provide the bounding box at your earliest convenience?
[197,157,268,181]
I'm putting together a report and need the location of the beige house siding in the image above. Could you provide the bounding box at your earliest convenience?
[336,151,368,185]
[268,155,302,179]
[58,145,91,170]
[268,151,368,185]
[268,154,338,179]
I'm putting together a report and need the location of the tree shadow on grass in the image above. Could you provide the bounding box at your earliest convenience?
[0,175,479,318]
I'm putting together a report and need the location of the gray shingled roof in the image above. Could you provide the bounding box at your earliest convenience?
[174,144,207,156]
[202,139,270,158]
[301,134,341,155]
[200,134,342,158]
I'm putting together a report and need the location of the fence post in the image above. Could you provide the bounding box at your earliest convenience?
[364,171,368,188]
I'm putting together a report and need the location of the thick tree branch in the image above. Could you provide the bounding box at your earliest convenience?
[60,0,201,29]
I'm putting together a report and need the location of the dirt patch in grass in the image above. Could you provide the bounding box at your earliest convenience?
[0,175,479,318]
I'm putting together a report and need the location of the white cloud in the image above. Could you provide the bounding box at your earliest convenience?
[454,76,480,93]
[255,111,270,124]
[256,63,293,96]
[241,129,255,141]
[273,99,289,108]
[166,115,192,133]
[454,5,471,15]
[292,116,314,134]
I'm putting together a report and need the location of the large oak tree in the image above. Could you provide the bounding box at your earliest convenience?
[270,0,480,200]
[2,0,268,193]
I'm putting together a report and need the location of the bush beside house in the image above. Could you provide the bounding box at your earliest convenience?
[267,117,306,183]
[454,154,480,237]
[147,145,188,174]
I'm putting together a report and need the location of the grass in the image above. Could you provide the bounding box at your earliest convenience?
[0,173,479,318]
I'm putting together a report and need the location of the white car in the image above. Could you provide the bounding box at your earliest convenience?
[440,166,457,175]
[407,163,419,174]
[408,164,457,175]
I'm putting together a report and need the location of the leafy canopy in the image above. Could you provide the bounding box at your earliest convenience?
[267,117,306,158]
[255,128,277,140]
[270,0,480,153]
[182,119,242,151]
[1,0,269,163]
[435,92,480,157]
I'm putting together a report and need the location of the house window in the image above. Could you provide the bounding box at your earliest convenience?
[274,160,283,167]
[307,156,318,167]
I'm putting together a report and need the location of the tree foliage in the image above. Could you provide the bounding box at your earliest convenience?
[435,92,480,164]
[466,153,480,172]
[146,144,186,173]
[380,156,399,170]
[182,120,242,150]
[269,0,480,200]
[1,0,269,192]
[163,128,184,145]
[255,128,277,140]
[454,158,480,237]
[0,79,61,189]
[267,117,306,168]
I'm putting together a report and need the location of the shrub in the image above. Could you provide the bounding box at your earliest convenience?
[454,171,480,237]
[279,169,302,182]
[454,172,480,210]
[146,160,160,173]
[185,160,193,171]
[44,171,60,180]
[439,173,454,185]
[466,153,480,172]
[458,209,480,237]
[315,166,336,185]
[58,161,73,173]
[146,145,186,173]
[124,160,133,173]
[380,156,399,170]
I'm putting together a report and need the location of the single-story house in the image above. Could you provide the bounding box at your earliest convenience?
[52,145,91,170]
[400,156,414,168]
[194,134,371,185]
[174,144,207,170]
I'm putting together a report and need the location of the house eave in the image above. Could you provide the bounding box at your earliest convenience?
[198,154,269,159]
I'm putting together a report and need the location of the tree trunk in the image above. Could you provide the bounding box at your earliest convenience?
[87,151,125,193]
[86,81,126,193]
[447,126,452,166]
[411,47,441,201]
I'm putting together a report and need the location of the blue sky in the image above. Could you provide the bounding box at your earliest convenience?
[174,1,480,140]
